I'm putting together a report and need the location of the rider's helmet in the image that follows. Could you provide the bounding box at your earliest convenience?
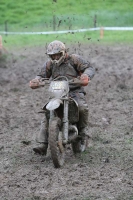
[46,40,66,66]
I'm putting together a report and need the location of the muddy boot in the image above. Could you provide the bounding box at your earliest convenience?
[80,127,93,148]
[80,136,86,145]
[79,127,91,146]
[80,127,92,138]
[33,143,48,155]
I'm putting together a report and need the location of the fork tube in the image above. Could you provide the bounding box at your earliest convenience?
[49,110,54,122]
[63,100,69,143]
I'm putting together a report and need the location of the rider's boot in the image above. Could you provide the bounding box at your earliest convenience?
[80,127,92,148]
[33,143,48,155]
[33,114,49,155]
[79,127,92,144]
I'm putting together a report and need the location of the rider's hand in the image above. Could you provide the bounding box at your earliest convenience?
[29,79,40,89]
[80,74,90,86]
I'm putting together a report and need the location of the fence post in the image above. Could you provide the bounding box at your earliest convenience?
[100,27,104,38]
[68,18,72,30]
[94,15,97,28]
[53,15,56,31]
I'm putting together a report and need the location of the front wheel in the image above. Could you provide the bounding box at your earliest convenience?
[49,117,65,168]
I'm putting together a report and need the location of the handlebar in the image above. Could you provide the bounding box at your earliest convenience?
[38,76,82,87]
[39,76,90,88]
[38,78,50,87]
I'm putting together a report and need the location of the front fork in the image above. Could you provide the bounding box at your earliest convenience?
[62,100,69,144]
[49,110,55,121]
[49,99,69,144]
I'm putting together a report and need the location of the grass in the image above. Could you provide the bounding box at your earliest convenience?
[0,0,133,30]
[0,0,133,47]
[2,30,133,49]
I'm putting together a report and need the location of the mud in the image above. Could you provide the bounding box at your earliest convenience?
[0,44,133,200]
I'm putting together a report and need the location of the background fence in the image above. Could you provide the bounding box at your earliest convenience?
[0,27,133,36]
[0,13,133,35]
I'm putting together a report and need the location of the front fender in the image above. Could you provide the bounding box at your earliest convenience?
[46,99,63,111]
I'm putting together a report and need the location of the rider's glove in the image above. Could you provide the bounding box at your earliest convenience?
[80,74,90,86]
[29,79,40,89]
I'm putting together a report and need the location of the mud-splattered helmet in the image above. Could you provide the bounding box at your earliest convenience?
[46,40,66,66]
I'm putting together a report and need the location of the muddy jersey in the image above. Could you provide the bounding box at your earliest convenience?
[36,54,95,92]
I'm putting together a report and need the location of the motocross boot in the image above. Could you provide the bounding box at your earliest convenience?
[79,127,93,148]
[33,143,48,155]
[79,127,92,144]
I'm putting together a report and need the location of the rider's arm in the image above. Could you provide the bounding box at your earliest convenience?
[70,54,95,80]
[29,60,52,89]
[36,60,52,79]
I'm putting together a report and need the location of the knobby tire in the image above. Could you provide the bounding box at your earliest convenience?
[49,117,65,168]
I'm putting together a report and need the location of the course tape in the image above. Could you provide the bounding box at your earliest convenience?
[0,27,133,35]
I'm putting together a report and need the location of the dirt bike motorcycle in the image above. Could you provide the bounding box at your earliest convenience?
[39,76,88,168]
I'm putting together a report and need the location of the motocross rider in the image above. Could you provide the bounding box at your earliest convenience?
[29,40,95,155]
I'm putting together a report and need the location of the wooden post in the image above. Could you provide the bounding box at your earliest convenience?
[94,15,97,28]
[100,27,104,39]
[68,18,72,30]
[53,15,56,31]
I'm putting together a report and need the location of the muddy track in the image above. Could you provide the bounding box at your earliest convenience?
[0,44,133,200]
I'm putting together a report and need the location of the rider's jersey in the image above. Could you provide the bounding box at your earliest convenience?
[36,53,95,92]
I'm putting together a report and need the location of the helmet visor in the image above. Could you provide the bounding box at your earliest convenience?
[49,53,63,61]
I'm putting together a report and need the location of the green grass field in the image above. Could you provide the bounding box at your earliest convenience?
[0,0,133,47]
[2,31,133,50]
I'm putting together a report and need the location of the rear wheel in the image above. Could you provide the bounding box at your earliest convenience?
[49,117,65,168]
